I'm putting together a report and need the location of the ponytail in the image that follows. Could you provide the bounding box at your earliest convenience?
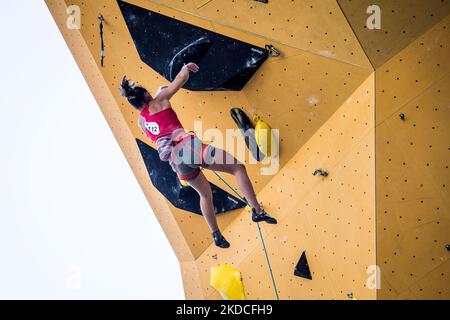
[120,76,150,110]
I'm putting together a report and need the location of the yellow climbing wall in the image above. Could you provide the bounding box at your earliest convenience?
[338,0,450,68]
[45,0,449,299]
[375,14,450,299]
[185,74,376,300]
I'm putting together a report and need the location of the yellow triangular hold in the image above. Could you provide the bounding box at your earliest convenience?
[253,115,272,157]
[210,264,246,300]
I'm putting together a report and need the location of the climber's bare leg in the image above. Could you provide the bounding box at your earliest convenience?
[185,171,218,232]
[186,170,231,248]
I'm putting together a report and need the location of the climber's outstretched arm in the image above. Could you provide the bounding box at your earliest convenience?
[157,62,199,101]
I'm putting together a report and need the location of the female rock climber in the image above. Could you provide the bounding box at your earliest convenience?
[120,62,277,248]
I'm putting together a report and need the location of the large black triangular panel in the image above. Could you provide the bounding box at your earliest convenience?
[294,251,312,280]
[136,139,246,215]
[118,0,269,91]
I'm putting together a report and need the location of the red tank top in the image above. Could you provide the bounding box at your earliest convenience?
[140,107,184,142]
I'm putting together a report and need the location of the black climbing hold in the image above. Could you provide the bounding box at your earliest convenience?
[230,108,265,162]
[313,168,328,177]
[118,0,269,91]
[255,0,269,3]
[446,244,450,251]
[136,139,246,215]
[399,113,406,121]
[294,251,312,280]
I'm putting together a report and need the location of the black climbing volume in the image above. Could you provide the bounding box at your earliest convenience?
[136,139,246,215]
[118,0,269,91]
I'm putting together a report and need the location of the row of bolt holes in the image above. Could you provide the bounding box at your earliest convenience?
[81,6,342,45]
[384,172,447,194]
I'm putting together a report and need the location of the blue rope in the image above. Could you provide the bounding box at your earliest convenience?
[211,170,280,300]
[255,220,280,300]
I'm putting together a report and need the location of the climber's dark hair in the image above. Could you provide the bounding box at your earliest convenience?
[120,76,151,110]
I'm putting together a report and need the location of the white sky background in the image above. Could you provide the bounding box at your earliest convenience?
[0,1,183,299]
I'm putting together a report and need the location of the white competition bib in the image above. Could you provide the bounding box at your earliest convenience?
[145,121,160,135]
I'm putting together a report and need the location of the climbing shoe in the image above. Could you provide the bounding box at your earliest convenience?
[252,208,278,224]
[212,230,230,249]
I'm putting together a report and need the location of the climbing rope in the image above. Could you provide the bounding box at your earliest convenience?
[211,170,280,300]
